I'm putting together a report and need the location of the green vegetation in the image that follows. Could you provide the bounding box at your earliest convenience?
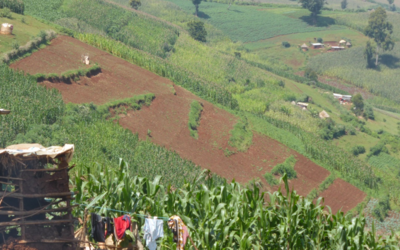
[299,0,326,25]
[188,100,203,139]
[373,195,391,222]
[351,145,366,156]
[1,30,57,64]
[271,155,297,179]
[74,162,399,248]
[187,20,207,42]
[164,0,334,42]
[98,93,155,116]
[229,116,253,152]
[263,172,279,186]
[307,173,336,200]
[33,63,101,82]
[0,7,11,18]
[129,0,141,9]
[0,0,24,14]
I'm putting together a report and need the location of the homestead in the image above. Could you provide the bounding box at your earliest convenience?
[0,144,76,250]
[333,93,352,102]
[311,43,324,49]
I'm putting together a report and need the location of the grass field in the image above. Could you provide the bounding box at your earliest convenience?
[164,0,338,42]
[0,12,54,54]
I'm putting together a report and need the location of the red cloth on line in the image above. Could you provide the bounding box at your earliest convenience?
[113,215,132,240]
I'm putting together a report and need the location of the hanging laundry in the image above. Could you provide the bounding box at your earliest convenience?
[104,217,114,238]
[143,217,164,250]
[91,213,105,242]
[168,215,189,250]
[114,215,132,240]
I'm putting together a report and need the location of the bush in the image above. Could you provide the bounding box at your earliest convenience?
[282,41,290,48]
[317,38,323,43]
[373,196,391,222]
[0,7,12,18]
[304,68,318,82]
[188,21,207,42]
[368,143,389,158]
[11,40,19,50]
[188,101,203,139]
[271,155,297,179]
[351,145,366,156]
[229,117,253,152]
[263,172,278,186]
[296,94,309,103]
[363,105,375,120]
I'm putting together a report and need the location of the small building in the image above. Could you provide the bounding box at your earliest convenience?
[0,144,76,249]
[319,110,330,119]
[297,102,309,109]
[331,46,345,51]
[346,42,352,48]
[339,40,346,45]
[311,43,324,49]
[0,23,13,35]
[333,93,352,102]
[301,43,309,51]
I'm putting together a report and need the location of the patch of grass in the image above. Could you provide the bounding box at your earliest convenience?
[165,0,337,42]
[229,116,253,152]
[264,172,279,186]
[271,155,297,179]
[98,93,155,117]
[33,63,101,82]
[188,100,203,139]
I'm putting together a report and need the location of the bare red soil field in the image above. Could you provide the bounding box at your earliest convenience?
[318,178,366,214]
[11,36,365,211]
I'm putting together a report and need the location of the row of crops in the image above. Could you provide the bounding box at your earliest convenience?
[73,159,399,249]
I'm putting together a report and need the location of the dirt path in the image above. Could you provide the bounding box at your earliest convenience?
[11,36,365,211]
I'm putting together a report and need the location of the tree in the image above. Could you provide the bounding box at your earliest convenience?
[364,40,376,68]
[192,0,202,16]
[188,21,207,42]
[304,68,318,82]
[364,7,395,66]
[341,0,347,9]
[129,0,141,10]
[299,0,326,25]
[388,0,394,4]
[352,94,364,115]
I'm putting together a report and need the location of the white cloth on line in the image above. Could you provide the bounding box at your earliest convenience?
[143,217,164,250]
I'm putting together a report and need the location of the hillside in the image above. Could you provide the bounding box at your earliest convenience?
[0,0,399,245]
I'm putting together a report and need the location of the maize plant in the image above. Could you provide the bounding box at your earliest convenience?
[73,159,399,249]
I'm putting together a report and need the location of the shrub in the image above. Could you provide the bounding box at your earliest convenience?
[351,145,366,156]
[0,7,12,18]
[367,143,389,158]
[373,195,391,222]
[296,94,309,103]
[11,40,19,50]
[229,117,253,152]
[188,21,207,42]
[129,0,141,10]
[271,155,297,179]
[376,128,384,134]
[188,101,203,139]
[282,41,290,48]
[264,172,278,186]
[317,37,323,43]
[304,68,318,82]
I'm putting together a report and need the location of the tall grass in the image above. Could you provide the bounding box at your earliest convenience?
[188,100,203,139]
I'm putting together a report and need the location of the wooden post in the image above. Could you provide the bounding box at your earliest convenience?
[19,175,25,241]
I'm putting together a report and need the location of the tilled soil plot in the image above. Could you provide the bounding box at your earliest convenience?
[318,178,367,214]
[11,35,365,210]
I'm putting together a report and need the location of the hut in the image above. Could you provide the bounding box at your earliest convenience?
[319,110,330,119]
[346,42,352,48]
[339,40,346,45]
[311,43,324,49]
[0,144,76,250]
[297,102,309,109]
[301,43,309,51]
[0,23,13,35]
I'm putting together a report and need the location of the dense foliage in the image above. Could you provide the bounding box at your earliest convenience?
[188,100,203,139]
[187,20,207,42]
[271,155,297,179]
[73,160,399,249]
[0,0,24,14]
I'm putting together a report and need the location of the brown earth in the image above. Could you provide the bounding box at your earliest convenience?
[318,178,367,214]
[11,36,364,210]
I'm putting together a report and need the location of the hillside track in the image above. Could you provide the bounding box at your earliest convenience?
[11,36,364,212]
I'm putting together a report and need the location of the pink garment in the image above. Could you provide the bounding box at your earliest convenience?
[182,225,189,247]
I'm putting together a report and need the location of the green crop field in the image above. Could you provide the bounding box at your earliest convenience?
[164,0,340,42]
[0,12,54,54]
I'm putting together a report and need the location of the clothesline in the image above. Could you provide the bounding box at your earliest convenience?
[73,202,170,221]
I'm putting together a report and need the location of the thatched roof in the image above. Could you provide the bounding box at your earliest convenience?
[339,40,346,44]
[301,43,308,48]
[319,110,330,119]
[0,144,74,172]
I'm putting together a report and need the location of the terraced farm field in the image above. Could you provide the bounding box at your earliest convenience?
[11,35,365,213]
